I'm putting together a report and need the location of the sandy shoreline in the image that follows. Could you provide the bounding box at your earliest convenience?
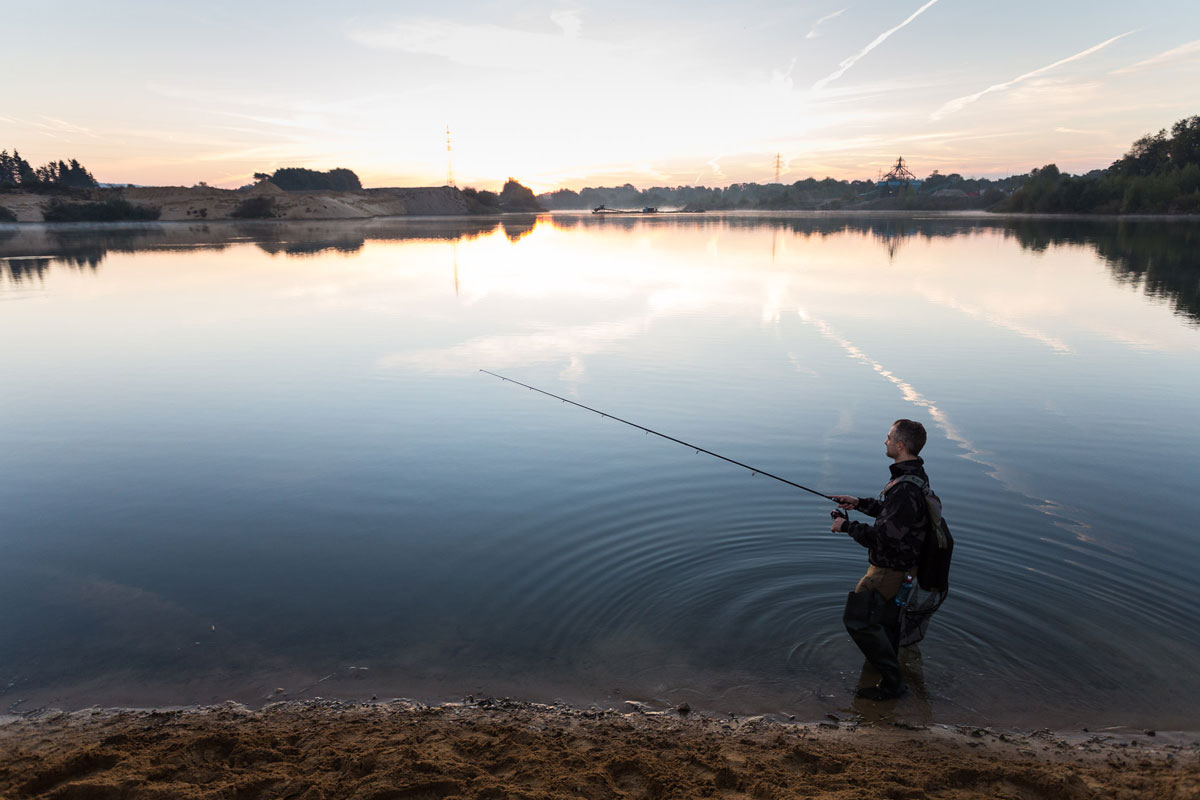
[1,698,1196,800]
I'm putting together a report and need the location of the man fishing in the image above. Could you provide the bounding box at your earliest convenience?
[481,372,949,700]
[830,419,932,701]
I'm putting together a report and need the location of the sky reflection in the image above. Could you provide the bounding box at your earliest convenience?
[347,216,1200,381]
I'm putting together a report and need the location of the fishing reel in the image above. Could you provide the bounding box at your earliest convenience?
[830,508,848,522]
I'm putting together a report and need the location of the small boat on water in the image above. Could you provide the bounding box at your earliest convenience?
[591,205,702,214]
[592,205,657,214]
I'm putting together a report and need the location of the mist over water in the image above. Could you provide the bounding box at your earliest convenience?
[2,213,1198,729]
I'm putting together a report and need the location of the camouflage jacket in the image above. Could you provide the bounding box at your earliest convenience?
[845,458,931,571]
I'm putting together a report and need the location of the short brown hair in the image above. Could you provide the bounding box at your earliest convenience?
[891,419,927,455]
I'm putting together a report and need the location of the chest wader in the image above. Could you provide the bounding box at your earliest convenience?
[842,580,907,700]
[842,478,923,701]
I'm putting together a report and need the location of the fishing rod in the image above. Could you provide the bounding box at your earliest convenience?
[481,369,836,502]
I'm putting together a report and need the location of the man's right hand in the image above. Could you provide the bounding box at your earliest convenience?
[830,494,858,510]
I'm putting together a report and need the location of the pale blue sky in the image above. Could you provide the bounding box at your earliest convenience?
[3,1,1198,189]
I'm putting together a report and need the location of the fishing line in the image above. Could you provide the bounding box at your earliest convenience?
[481,369,836,502]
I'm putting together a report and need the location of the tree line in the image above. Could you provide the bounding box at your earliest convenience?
[461,179,545,213]
[996,116,1200,213]
[538,174,1025,212]
[253,167,362,191]
[0,150,98,189]
[539,115,1200,214]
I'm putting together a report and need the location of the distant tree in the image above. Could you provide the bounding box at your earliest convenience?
[537,188,583,209]
[498,179,546,212]
[0,150,23,188]
[62,158,97,188]
[1168,116,1200,169]
[639,188,667,207]
[460,187,502,214]
[266,167,362,191]
[325,168,361,191]
[1112,130,1169,176]
[34,160,57,184]
[2,150,96,189]
[37,160,80,185]
[982,187,1005,207]
[15,151,37,186]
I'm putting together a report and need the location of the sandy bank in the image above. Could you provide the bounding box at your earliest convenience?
[0,185,471,222]
[1,699,1195,800]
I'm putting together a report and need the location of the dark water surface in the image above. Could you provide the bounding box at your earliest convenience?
[2,213,1198,729]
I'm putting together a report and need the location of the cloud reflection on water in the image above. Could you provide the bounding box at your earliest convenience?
[795,309,1095,543]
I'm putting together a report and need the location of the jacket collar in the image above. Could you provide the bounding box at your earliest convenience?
[888,457,925,479]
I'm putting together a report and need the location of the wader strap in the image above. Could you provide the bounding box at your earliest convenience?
[882,475,947,548]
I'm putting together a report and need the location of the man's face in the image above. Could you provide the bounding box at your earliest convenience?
[885,425,902,459]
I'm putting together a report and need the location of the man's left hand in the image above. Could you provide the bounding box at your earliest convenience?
[831,516,846,533]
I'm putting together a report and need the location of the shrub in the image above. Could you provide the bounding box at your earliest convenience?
[461,187,502,214]
[41,197,160,222]
[230,196,278,219]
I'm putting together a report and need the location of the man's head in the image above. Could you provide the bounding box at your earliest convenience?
[885,419,926,461]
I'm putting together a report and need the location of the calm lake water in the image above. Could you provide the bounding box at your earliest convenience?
[2,213,1198,729]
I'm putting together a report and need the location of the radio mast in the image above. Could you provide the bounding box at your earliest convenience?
[774,153,783,183]
[445,125,455,187]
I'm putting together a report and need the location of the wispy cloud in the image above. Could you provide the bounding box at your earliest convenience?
[806,8,846,39]
[38,116,94,135]
[147,83,314,112]
[378,318,647,374]
[795,309,1094,540]
[916,287,1074,354]
[812,0,939,90]
[3,116,96,138]
[345,15,624,70]
[932,31,1134,119]
[191,143,336,163]
[706,155,726,181]
[206,109,354,137]
[1110,38,1200,75]
[798,310,981,462]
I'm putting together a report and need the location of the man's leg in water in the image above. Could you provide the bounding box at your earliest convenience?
[843,565,907,700]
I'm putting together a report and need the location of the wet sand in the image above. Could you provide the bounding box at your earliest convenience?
[2,699,1196,799]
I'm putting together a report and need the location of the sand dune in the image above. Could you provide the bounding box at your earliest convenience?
[0,185,470,223]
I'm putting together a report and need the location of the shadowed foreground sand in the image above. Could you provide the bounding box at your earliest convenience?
[1,699,1197,800]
